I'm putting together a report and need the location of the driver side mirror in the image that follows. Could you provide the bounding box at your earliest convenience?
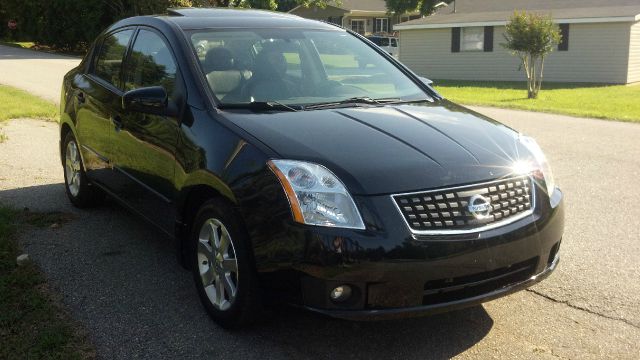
[122,86,168,115]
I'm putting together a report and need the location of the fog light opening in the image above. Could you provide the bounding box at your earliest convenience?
[329,285,352,303]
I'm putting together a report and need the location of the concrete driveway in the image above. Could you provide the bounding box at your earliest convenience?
[1,44,639,359]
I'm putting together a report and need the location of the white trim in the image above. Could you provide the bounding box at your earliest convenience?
[394,16,639,30]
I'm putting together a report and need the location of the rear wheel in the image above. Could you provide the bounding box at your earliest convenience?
[190,199,261,329]
[62,132,104,208]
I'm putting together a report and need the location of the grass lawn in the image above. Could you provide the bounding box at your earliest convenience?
[434,80,640,123]
[0,40,37,49]
[0,205,92,359]
[0,85,58,122]
[0,39,83,57]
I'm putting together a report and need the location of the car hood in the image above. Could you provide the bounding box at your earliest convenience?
[224,100,528,195]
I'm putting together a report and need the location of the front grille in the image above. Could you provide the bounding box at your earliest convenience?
[422,257,538,305]
[393,176,534,233]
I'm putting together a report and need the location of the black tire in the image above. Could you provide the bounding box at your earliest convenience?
[189,199,261,329]
[62,132,104,208]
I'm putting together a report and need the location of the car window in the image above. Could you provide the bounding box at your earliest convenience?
[283,51,301,77]
[188,29,427,106]
[379,38,390,47]
[391,39,398,47]
[124,29,177,97]
[367,37,382,46]
[94,29,134,88]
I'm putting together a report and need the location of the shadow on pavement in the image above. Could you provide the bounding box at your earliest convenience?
[0,184,493,359]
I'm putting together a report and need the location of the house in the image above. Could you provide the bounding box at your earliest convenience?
[394,0,640,84]
[288,0,421,36]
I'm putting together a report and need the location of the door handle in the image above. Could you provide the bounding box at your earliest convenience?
[76,92,85,104]
[112,115,123,131]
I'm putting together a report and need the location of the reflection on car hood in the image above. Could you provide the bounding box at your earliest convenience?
[224,100,528,195]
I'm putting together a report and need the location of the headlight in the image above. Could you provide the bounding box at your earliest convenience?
[518,134,555,196]
[268,160,365,229]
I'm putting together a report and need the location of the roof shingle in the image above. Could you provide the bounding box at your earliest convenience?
[397,0,640,27]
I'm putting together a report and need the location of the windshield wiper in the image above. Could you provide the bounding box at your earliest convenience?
[303,97,429,110]
[303,97,381,110]
[218,101,300,112]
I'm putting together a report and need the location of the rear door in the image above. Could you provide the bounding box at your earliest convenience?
[74,29,134,184]
[108,27,182,233]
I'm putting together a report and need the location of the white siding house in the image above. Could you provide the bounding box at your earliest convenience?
[395,0,640,84]
[629,21,640,83]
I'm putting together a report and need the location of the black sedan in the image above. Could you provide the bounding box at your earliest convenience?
[59,8,564,328]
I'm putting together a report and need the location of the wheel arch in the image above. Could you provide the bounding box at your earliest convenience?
[174,177,240,268]
[59,121,76,165]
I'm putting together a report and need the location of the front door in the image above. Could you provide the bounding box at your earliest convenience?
[75,29,134,185]
[109,28,182,233]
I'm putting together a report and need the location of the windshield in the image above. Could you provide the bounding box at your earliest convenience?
[189,29,429,107]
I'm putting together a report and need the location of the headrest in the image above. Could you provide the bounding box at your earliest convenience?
[204,47,234,72]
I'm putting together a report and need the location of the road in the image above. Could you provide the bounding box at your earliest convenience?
[0,45,79,103]
[1,44,639,359]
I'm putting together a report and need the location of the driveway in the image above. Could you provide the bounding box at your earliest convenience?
[0,45,79,103]
[1,44,639,359]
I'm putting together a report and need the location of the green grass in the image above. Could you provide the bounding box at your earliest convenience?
[0,40,37,50]
[0,85,58,121]
[434,80,640,123]
[0,205,93,360]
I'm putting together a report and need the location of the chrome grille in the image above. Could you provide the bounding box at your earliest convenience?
[392,176,534,234]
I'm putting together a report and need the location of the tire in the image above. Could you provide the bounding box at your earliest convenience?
[62,132,104,208]
[189,199,261,329]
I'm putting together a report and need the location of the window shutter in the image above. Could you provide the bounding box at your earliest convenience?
[451,27,460,52]
[484,26,494,52]
[558,24,569,51]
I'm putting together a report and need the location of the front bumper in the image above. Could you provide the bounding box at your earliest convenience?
[253,185,564,319]
[303,254,559,320]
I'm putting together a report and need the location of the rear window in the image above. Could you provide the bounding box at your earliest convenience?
[94,30,133,88]
[367,37,389,47]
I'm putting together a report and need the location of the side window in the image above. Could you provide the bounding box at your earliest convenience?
[282,50,302,78]
[391,39,398,48]
[94,30,134,88]
[379,38,390,47]
[124,29,177,97]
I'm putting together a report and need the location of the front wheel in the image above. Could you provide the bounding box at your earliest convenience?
[62,132,104,208]
[190,199,261,329]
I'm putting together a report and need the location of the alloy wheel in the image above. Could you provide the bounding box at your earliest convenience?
[65,140,81,197]
[197,218,239,311]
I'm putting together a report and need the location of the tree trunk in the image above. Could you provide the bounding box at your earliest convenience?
[528,55,537,99]
[536,56,545,97]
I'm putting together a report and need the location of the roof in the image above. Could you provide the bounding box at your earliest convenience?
[161,8,337,30]
[395,0,640,30]
[329,0,388,12]
[167,8,299,19]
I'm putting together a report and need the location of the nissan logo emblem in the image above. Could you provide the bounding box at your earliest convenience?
[468,194,492,219]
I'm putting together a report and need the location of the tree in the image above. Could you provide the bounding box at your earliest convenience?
[0,0,333,51]
[385,0,453,16]
[502,12,561,99]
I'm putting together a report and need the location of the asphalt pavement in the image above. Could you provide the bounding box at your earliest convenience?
[1,44,639,359]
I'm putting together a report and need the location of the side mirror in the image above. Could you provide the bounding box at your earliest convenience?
[122,86,168,115]
[418,77,434,86]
